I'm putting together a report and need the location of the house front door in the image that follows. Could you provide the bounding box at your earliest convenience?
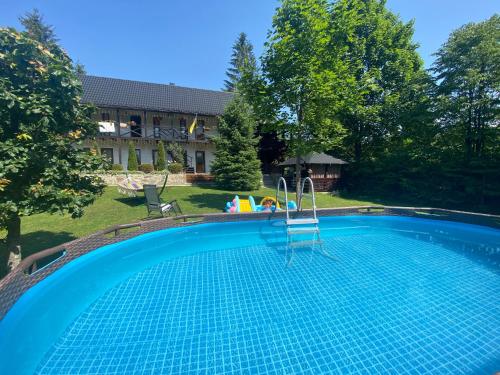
[195,151,205,173]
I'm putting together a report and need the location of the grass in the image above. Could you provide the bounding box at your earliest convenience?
[0,185,380,263]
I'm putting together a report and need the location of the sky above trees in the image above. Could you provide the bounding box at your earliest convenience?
[0,0,497,90]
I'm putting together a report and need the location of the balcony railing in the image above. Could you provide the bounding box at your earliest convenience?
[97,123,208,142]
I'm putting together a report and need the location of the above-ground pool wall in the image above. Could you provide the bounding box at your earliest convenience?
[0,206,499,322]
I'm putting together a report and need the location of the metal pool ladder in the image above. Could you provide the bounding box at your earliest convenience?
[276,177,323,266]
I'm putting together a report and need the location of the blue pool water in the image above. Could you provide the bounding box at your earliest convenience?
[0,216,499,374]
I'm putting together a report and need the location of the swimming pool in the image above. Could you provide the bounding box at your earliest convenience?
[0,215,499,374]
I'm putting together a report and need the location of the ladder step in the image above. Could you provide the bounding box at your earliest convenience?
[288,240,323,248]
[287,227,320,234]
[286,218,318,225]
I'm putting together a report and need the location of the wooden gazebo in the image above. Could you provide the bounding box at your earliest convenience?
[279,152,348,192]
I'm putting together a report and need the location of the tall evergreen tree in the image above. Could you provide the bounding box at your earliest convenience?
[19,9,58,45]
[211,95,262,190]
[127,142,138,171]
[156,141,166,171]
[224,32,257,92]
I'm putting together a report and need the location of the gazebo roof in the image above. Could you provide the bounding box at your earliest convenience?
[279,152,348,166]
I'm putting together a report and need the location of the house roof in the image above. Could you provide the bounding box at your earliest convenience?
[280,152,348,166]
[80,75,234,116]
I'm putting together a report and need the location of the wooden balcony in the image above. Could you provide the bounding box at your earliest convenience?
[97,124,210,143]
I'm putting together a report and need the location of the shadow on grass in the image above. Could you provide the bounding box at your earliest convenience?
[21,231,77,258]
[339,192,410,207]
[0,231,76,280]
[114,196,145,207]
[186,193,231,211]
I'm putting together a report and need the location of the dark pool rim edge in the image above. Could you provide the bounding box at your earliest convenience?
[1,205,499,321]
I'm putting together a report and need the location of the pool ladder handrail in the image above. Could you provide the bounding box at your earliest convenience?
[276,177,290,221]
[277,177,323,267]
[298,177,317,220]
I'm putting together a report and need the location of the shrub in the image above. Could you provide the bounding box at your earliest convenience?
[138,164,154,173]
[166,142,185,164]
[156,141,166,171]
[168,162,183,174]
[111,164,123,171]
[127,142,138,171]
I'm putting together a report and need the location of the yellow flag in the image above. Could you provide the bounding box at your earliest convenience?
[188,115,197,134]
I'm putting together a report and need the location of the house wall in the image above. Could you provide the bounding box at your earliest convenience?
[82,139,217,173]
[87,107,220,173]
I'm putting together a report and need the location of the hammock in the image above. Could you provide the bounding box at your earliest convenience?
[116,172,168,197]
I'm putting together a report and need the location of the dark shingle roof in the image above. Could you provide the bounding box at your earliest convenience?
[80,75,234,116]
[280,152,348,166]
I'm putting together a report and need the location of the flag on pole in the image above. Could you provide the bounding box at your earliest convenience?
[188,114,198,134]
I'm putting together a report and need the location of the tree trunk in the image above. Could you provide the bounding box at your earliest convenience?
[6,215,21,271]
[295,154,301,210]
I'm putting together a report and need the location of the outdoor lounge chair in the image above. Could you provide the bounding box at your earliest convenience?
[143,184,182,217]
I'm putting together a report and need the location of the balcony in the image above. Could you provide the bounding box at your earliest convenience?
[97,122,209,143]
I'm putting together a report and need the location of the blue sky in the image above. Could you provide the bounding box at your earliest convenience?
[0,0,497,91]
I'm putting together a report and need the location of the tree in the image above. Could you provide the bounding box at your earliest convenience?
[432,14,500,161]
[19,9,58,45]
[165,142,184,164]
[246,0,349,199]
[224,32,257,92]
[127,142,138,171]
[431,15,500,207]
[211,95,262,190]
[330,0,425,163]
[0,28,105,270]
[74,63,86,75]
[156,141,166,171]
[20,9,85,76]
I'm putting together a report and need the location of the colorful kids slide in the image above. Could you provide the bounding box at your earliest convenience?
[224,195,296,213]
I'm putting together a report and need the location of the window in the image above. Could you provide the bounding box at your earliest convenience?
[135,149,141,164]
[153,116,162,126]
[154,127,160,138]
[152,150,158,166]
[101,112,110,121]
[101,148,114,164]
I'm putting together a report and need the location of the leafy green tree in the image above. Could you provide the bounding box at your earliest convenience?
[432,14,500,161]
[224,32,257,92]
[330,0,425,163]
[127,142,138,171]
[0,28,105,270]
[156,141,166,171]
[430,15,500,207]
[166,142,184,164]
[211,95,262,190]
[18,8,58,45]
[246,0,349,198]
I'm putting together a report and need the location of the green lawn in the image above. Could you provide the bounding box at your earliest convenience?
[0,185,379,265]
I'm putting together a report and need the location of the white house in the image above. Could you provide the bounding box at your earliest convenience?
[80,75,233,174]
